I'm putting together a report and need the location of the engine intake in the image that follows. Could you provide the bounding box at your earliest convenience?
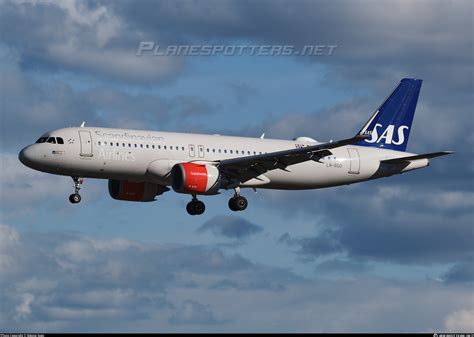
[108,180,160,202]
[171,163,222,195]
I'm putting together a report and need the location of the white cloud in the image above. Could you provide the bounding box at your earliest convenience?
[1,224,473,332]
[55,240,96,262]
[0,153,73,218]
[0,223,19,248]
[2,0,184,83]
[14,293,35,320]
[263,178,473,264]
[445,309,474,332]
[0,153,106,219]
[169,300,219,325]
[430,192,474,210]
[0,224,20,272]
[46,43,182,83]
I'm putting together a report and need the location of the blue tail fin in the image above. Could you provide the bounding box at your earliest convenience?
[355,78,422,152]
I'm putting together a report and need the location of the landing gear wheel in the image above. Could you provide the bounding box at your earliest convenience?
[69,176,83,204]
[194,201,205,215]
[186,200,206,215]
[234,196,248,211]
[228,196,248,211]
[186,202,194,215]
[69,193,81,204]
[228,198,238,211]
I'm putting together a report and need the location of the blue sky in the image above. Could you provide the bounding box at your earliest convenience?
[0,0,473,332]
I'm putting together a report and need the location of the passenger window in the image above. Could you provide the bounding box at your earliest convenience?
[56,137,64,144]
[230,150,233,154]
[146,144,149,149]
[158,145,161,149]
[140,144,143,148]
[152,145,155,149]
[47,137,56,144]
[182,146,185,151]
[164,145,167,150]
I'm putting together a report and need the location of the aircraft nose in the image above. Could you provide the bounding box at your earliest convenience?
[19,146,35,167]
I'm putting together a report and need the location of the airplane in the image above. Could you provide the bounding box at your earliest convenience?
[19,78,452,215]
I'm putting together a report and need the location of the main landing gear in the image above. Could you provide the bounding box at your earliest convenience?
[69,176,83,204]
[228,187,248,212]
[186,196,205,215]
[184,188,249,215]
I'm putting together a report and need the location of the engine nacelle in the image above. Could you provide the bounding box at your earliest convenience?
[108,180,160,202]
[292,136,318,143]
[171,163,222,195]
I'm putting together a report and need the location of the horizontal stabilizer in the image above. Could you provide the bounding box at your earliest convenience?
[381,151,454,164]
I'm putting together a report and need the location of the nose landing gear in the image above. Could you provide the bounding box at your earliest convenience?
[228,187,248,212]
[69,176,83,204]
[186,196,205,215]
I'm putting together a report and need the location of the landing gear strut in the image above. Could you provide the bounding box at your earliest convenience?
[186,196,205,215]
[228,187,248,212]
[69,176,83,204]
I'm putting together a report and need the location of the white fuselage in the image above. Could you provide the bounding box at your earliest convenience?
[19,127,428,191]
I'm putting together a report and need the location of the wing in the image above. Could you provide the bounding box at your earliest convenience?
[217,134,367,184]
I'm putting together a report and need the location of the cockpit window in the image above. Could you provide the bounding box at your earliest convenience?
[47,137,56,144]
[56,137,64,144]
[36,137,47,143]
